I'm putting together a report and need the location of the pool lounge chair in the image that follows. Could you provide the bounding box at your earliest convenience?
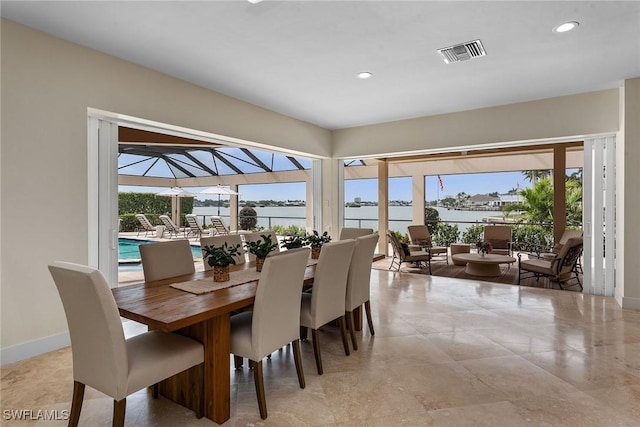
[185,214,211,239]
[210,216,230,235]
[159,215,187,239]
[135,214,155,237]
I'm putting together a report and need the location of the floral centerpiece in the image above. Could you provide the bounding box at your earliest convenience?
[476,241,493,256]
[245,234,278,271]
[202,242,242,282]
[306,230,332,259]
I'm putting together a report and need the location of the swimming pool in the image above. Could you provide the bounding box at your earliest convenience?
[118,238,202,263]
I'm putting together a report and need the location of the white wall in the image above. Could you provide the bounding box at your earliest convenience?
[0,20,330,361]
[333,90,619,158]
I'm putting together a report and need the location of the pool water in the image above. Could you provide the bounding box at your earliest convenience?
[118,238,202,262]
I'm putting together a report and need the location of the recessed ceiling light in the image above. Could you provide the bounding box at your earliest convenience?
[248,0,264,4]
[554,21,579,33]
[357,72,373,79]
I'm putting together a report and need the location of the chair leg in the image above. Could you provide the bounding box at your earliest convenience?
[346,310,358,350]
[69,381,85,427]
[251,360,268,419]
[292,339,306,389]
[337,316,351,356]
[300,325,308,341]
[365,300,375,336]
[112,398,126,427]
[234,355,243,369]
[311,329,323,375]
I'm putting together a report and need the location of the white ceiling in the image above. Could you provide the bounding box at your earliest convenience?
[2,1,639,130]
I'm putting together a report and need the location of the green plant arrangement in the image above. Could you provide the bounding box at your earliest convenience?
[305,230,331,259]
[202,242,242,282]
[280,234,306,250]
[244,234,279,271]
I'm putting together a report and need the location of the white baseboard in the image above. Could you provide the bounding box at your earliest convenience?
[1,332,70,366]
[621,296,640,311]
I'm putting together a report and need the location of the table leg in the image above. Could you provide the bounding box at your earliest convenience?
[205,315,231,424]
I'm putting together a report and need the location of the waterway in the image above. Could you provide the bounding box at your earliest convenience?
[193,206,500,234]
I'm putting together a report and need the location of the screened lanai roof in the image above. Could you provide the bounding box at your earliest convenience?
[117,127,313,179]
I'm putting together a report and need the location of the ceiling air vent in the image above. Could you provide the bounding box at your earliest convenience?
[437,39,486,64]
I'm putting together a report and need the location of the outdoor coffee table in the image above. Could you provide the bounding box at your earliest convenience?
[451,253,516,276]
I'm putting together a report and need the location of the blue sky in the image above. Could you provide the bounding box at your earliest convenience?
[120,171,535,202]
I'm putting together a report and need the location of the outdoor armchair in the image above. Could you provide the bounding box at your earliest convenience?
[386,230,432,274]
[518,236,583,290]
[407,225,448,264]
[483,225,513,256]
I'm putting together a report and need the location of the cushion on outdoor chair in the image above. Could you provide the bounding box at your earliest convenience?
[486,238,509,249]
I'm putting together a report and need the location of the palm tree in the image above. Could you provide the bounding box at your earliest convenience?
[521,169,551,184]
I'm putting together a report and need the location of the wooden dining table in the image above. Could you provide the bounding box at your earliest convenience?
[112,261,317,424]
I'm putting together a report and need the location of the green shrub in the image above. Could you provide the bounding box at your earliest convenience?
[432,223,460,246]
[118,192,193,216]
[511,224,553,253]
[424,207,440,235]
[462,224,484,244]
[271,224,306,236]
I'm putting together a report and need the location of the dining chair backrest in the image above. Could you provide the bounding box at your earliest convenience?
[200,234,245,270]
[407,225,433,247]
[339,227,374,240]
[345,234,379,312]
[48,262,128,399]
[308,239,356,327]
[139,239,195,282]
[250,247,310,359]
[243,231,280,261]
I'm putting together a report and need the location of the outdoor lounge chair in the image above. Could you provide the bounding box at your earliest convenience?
[407,225,448,264]
[210,216,230,235]
[159,215,187,239]
[185,214,211,239]
[483,225,513,256]
[135,214,155,237]
[518,236,583,290]
[386,230,432,273]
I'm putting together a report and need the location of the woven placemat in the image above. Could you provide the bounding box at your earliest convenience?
[171,268,261,295]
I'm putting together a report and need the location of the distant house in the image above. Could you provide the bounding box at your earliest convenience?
[467,194,500,207]
[489,194,523,207]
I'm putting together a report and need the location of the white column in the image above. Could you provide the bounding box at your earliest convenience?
[412,174,425,224]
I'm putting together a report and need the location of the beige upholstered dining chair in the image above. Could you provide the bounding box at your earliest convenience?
[229,248,310,419]
[386,230,432,273]
[48,262,204,427]
[242,231,280,261]
[139,239,195,282]
[407,224,448,264]
[200,234,245,270]
[339,227,374,240]
[300,239,356,375]
[345,234,379,350]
